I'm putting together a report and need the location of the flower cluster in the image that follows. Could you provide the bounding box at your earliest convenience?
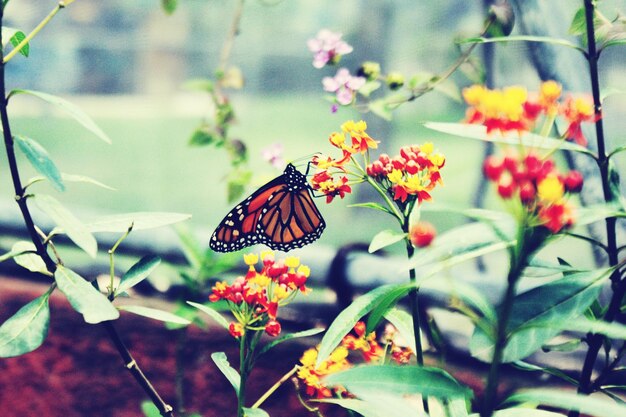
[297,321,413,398]
[483,151,583,233]
[209,252,311,338]
[463,81,597,145]
[307,29,353,69]
[310,120,379,203]
[366,143,445,205]
[322,68,366,106]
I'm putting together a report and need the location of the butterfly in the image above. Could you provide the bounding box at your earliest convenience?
[209,163,326,252]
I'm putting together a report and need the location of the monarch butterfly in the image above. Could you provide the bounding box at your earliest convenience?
[210,163,326,252]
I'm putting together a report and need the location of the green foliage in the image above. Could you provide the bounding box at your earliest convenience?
[33,194,97,258]
[54,265,119,324]
[368,229,407,253]
[324,365,472,400]
[506,389,626,417]
[161,0,178,15]
[384,308,417,352]
[117,305,190,325]
[14,135,64,191]
[6,241,48,274]
[319,397,426,417]
[211,351,241,395]
[255,328,325,358]
[0,290,50,357]
[187,301,230,330]
[115,255,161,297]
[9,30,28,57]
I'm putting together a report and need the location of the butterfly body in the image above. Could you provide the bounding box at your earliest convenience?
[210,164,326,252]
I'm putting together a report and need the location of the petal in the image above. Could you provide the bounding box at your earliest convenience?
[336,88,354,105]
[323,76,340,92]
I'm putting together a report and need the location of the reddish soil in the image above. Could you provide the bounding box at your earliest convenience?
[0,277,345,417]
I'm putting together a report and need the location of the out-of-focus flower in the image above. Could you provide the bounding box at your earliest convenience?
[323,68,366,105]
[297,346,350,398]
[386,71,405,90]
[409,221,436,248]
[307,29,353,69]
[357,61,381,80]
[561,95,597,146]
[261,143,285,170]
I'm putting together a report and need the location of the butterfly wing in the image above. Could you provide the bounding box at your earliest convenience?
[209,164,325,253]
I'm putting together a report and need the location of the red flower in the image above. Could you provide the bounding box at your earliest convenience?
[265,319,281,337]
[409,221,436,248]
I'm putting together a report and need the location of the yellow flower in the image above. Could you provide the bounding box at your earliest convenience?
[462,84,487,106]
[274,285,289,300]
[421,142,434,154]
[285,256,300,269]
[300,347,318,367]
[243,253,259,266]
[250,273,271,288]
[329,131,346,148]
[297,264,311,278]
[329,345,349,363]
[537,174,565,203]
[260,250,275,262]
[387,169,404,184]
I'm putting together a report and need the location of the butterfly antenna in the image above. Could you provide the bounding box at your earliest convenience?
[289,153,320,176]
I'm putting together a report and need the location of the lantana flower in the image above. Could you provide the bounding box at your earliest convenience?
[209,252,311,338]
[307,29,353,69]
[323,68,366,106]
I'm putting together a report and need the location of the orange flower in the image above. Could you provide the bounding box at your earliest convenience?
[560,95,597,146]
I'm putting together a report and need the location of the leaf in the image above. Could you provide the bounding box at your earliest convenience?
[161,0,178,14]
[242,408,269,417]
[0,291,50,357]
[115,255,161,297]
[8,241,48,274]
[1,26,19,47]
[424,122,592,156]
[33,194,97,258]
[348,202,394,215]
[174,224,204,269]
[368,229,407,253]
[575,204,624,226]
[118,305,190,325]
[433,77,461,102]
[324,365,472,400]
[256,328,325,358]
[366,284,415,334]
[318,397,424,417]
[470,268,611,362]
[470,408,566,417]
[187,301,229,330]
[506,389,626,417]
[368,99,393,120]
[9,30,28,57]
[220,66,244,89]
[140,401,162,417]
[183,78,214,92]
[541,316,626,340]
[84,212,191,233]
[316,284,410,367]
[14,135,64,191]
[458,36,584,53]
[568,7,586,36]
[10,89,111,144]
[189,124,219,146]
[61,173,116,190]
[358,80,381,98]
[384,308,417,352]
[421,277,497,324]
[211,352,240,395]
[54,265,119,324]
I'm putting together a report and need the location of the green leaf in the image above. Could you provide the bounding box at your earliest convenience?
[9,30,28,57]
[506,389,626,417]
[540,316,626,340]
[174,224,204,269]
[458,36,585,53]
[183,78,214,92]
[575,204,624,226]
[84,212,191,233]
[189,124,219,146]
[115,255,161,297]
[470,408,566,417]
[14,135,64,191]
[10,89,111,144]
[358,80,381,98]
[242,407,270,417]
[33,194,97,258]
[318,397,424,417]
[470,268,611,362]
[368,229,407,253]
[324,365,472,400]
[187,301,229,330]
[568,7,586,36]
[316,284,410,367]
[421,277,497,324]
[8,241,48,274]
[256,327,325,358]
[424,122,593,156]
[0,291,50,357]
[140,401,161,417]
[61,173,116,190]
[161,0,178,14]
[54,265,119,324]
[211,352,240,395]
[384,308,417,352]
[118,305,190,325]
[368,99,393,120]
[366,284,415,334]
[348,202,394,216]
[1,26,19,47]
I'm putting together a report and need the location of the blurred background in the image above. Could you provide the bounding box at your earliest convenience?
[0,0,625,275]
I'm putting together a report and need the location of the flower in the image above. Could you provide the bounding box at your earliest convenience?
[264,319,281,337]
[323,68,366,105]
[409,221,436,248]
[463,84,533,134]
[307,29,353,69]
[261,143,285,170]
[357,61,381,80]
[561,95,597,146]
[310,171,351,203]
[340,120,379,153]
[297,345,350,398]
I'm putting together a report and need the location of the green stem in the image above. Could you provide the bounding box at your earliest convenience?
[3,1,70,64]
[366,175,404,224]
[403,223,429,414]
[108,223,133,297]
[237,333,248,417]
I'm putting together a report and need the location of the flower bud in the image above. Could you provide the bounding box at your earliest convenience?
[564,170,584,193]
[487,0,515,37]
[409,221,436,248]
[497,175,515,199]
[357,61,381,81]
[265,319,282,337]
[386,72,405,90]
[519,181,536,205]
[483,155,504,181]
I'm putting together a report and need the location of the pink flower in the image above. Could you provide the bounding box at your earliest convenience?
[307,29,353,68]
[322,68,365,105]
[262,143,285,170]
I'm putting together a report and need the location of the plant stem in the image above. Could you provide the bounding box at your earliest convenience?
[237,333,248,417]
[0,6,175,416]
[571,2,621,415]
[251,365,299,409]
[403,224,429,414]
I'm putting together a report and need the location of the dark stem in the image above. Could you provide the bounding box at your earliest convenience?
[174,328,188,416]
[571,2,621,415]
[403,222,429,414]
[237,333,249,417]
[0,6,175,416]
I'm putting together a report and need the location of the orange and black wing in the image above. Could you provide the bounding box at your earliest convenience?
[209,164,325,252]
